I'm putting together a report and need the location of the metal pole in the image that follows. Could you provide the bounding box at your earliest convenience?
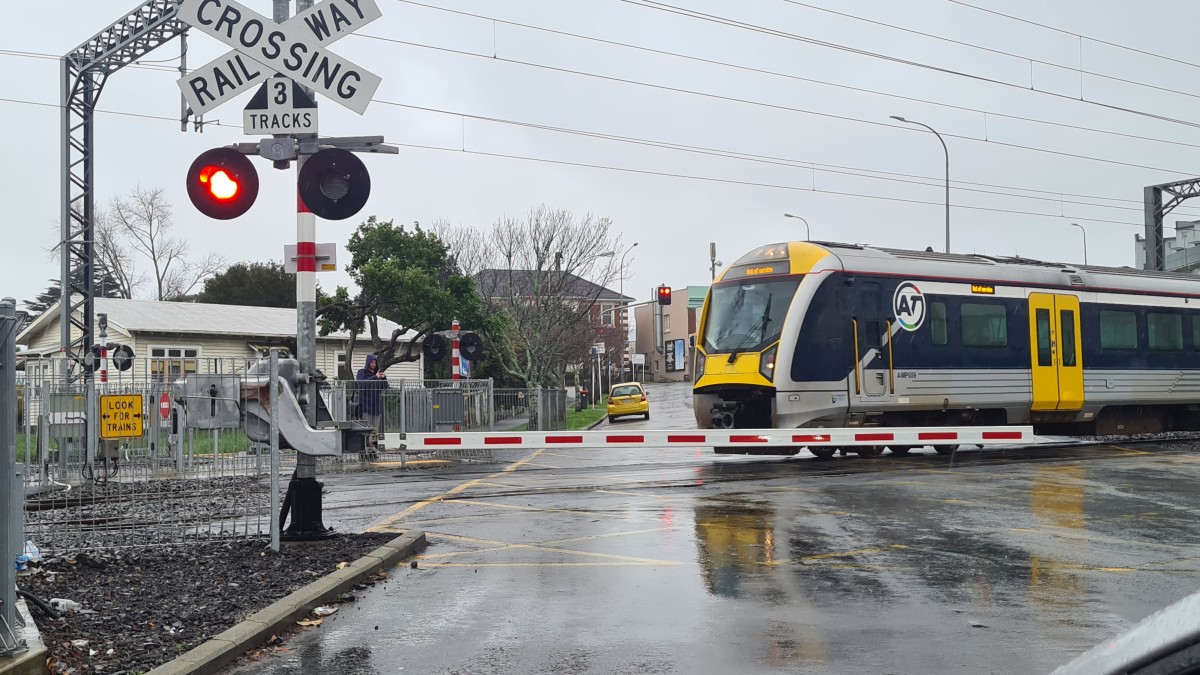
[284,0,330,540]
[487,377,495,431]
[1,299,17,643]
[269,348,280,553]
[1072,222,1089,265]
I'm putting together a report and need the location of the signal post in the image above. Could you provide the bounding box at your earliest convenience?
[178,0,394,539]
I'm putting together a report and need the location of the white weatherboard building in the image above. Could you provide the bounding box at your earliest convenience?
[17,298,423,384]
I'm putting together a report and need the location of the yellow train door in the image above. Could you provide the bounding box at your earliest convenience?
[1028,293,1083,411]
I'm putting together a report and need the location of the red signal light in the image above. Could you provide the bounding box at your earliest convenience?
[657,285,672,306]
[187,148,259,220]
[199,166,239,201]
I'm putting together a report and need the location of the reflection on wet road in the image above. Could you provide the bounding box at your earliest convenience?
[230,383,1200,675]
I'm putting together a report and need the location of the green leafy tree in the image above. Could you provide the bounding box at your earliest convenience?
[319,217,486,373]
[195,261,296,308]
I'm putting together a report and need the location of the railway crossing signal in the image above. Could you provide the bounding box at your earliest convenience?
[175,0,397,542]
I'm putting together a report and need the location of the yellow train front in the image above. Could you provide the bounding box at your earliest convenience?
[693,240,1200,455]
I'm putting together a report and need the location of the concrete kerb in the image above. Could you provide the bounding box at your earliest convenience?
[0,600,48,675]
[146,531,427,675]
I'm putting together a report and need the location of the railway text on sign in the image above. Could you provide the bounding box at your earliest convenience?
[100,394,144,439]
[177,0,382,115]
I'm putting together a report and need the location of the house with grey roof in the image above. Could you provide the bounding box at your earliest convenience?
[17,298,423,384]
[475,269,634,328]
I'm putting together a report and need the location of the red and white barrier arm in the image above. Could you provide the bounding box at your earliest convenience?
[381,426,1040,451]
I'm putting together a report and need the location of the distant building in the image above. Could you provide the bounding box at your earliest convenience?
[474,269,633,331]
[1135,220,1200,273]
[633,285,707,382]
[16,298,423,384]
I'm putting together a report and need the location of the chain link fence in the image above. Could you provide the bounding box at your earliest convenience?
[16,357,569,554]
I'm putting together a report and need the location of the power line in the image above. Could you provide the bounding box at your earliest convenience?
[376,99,1200,218]
[388,0,1200,152]
[0,48,181,73]
[778,0,1200,105]
[0,93,1165,228]
[613,0,1200,130]
[355,29,1200,176]
[389,137,1153,228]
[947,0,1200,72]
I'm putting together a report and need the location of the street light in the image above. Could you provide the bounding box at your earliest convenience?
[783,213,810,240]
[618,242,637,381]
[1071,222,1089,265]
[891,115,950,253]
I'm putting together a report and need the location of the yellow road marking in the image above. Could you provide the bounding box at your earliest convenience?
[368,448,544,532]
[539,526,679,546]
[524,462,562,469]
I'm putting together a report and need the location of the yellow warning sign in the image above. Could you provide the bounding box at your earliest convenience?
[100,394,144,439]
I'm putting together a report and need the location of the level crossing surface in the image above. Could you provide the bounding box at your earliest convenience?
[229,382,1200,675]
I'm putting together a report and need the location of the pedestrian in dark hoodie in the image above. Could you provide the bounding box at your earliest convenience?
[355,354,388,431]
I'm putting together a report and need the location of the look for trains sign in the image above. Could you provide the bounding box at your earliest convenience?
[176,0,383,116]
[100,394,144,439]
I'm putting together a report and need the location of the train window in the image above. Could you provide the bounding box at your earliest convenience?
[1035,309,1052,366]
[961,303,1007,348]
[1060,310,1077,366]
[1099,311,1137,350]
[1148,313,1183,351]
[930,302,947,346]
[1193,316,1200,351]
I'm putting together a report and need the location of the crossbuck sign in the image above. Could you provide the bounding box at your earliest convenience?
[177,0,382,116]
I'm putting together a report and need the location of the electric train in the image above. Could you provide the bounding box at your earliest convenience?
[692,240,1200,458]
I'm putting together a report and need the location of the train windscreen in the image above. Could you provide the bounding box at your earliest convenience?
[702,278,800,354]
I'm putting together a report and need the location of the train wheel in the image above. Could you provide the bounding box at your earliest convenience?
[809,447,836,460]
[888,445,914,456]
[933,445,959,456]
[854,446,884,458]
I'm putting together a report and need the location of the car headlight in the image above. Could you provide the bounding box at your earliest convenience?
[694,352,706,379]
[759,345,777,382]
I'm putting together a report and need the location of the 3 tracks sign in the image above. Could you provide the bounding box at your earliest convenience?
[176,0,383,118]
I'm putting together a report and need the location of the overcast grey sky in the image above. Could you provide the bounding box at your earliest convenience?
[4,0,1200,311]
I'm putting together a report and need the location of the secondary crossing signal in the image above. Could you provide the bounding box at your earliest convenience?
[298,148,371,220]
[186,148,259,220]
[657,285,672,305]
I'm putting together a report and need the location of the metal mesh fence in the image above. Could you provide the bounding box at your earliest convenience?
[17,357,569,553]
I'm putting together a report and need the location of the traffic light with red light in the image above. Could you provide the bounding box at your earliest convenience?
[186,148,259,220]
[657,285,672,305]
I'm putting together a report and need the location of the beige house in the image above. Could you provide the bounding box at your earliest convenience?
[17,298,423,384]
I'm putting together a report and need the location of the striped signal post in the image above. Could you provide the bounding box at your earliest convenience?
[451,319,461,381]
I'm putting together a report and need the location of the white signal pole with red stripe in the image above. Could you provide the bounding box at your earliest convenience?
[451,319,461,381]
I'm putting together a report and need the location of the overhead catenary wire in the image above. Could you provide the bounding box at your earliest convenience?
[948,0,1200,72]
[611,0,1200,131]
[777,0,1200,105]
[387,0,1200,154]
[354,29,1200,177]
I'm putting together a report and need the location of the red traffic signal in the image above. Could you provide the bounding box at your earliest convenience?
[657,285,672,305]
[187,148,259,220]
[298,148,371,221]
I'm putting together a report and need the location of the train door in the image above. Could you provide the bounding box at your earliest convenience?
[1028,293,1083,411]
[856,283,887,396]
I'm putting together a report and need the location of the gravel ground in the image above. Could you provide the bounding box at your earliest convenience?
[18,533,397,675]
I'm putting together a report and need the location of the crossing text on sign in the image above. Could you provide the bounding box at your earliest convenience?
[178,0,381,114]
[100,394,144,439]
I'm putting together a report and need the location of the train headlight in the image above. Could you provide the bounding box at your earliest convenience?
[694,352,706,379]
[759,345,778,382]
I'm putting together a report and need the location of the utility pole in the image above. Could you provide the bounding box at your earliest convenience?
[709,242,722,281]
[0,298,16,648]
[891,116,950,253]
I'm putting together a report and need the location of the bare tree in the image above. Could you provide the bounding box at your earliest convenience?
[93,210,141,298]
[427,217,493,277]
[471,206,624,388]
[107,186,225,300]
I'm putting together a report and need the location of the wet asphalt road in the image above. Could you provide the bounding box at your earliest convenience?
[230,382,1200,675]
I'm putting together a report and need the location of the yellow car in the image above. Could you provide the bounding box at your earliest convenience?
[607,382,649,422]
